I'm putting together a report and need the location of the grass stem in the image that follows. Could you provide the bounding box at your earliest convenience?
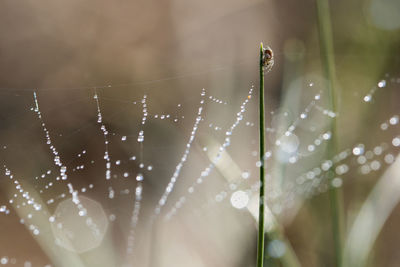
[315,1,344,266]
[257,42,266,267]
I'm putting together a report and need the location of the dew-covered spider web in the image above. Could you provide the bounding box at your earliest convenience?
[0,70,400,267]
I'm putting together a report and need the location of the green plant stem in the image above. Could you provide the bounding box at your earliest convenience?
[315,0,344,266]
[257,42,266,267]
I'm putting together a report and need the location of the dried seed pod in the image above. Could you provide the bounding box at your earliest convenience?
[262,46,274,73]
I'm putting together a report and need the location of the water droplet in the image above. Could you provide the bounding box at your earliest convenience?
[390,115,399,125]
[279,134,300,154]
[335,164,349,175]
[392,137,400,147]
[321,160,332,171]
[360,164,371,174]
[230,190,249,209]
[384,154,395,164]
[136,173,144,181]
[331,177,343,188]
[137,131,144,142]
[352,144,364,155]
[364,95,372,102]
[241,171,250,179]
[373,146,383,155]
[1,257,9,264]
[322,132,332,140]
[378,80,386,88]
[78,210,86,216]
[267,240,286,258]
[370,160,381,171]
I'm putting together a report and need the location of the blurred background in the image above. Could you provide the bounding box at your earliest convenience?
[0,0,400,266]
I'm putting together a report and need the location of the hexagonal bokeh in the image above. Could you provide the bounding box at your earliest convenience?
[50,196,108,253]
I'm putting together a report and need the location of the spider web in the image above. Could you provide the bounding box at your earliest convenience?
[0,71,399,267]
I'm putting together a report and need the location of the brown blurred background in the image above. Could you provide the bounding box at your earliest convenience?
[0,0,400,266]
